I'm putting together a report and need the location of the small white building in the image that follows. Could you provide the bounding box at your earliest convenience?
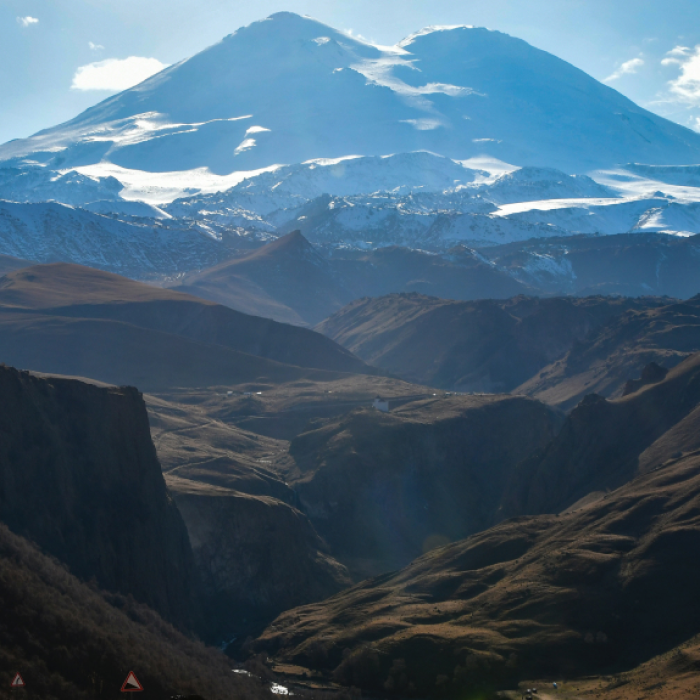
[372,396,389,412]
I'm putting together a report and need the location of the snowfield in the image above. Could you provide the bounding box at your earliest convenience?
[0,13,700,274]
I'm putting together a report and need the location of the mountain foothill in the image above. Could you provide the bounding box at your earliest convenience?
[2,9,700,700]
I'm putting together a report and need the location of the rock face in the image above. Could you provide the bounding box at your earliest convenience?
[0,365,199,628]
[288,395,563,578]
[504,352,700,517]
[621,361,668,396]
[167,476,351,643]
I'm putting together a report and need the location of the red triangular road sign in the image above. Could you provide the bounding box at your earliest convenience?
[10,674,25,688]
[121,672,143,693]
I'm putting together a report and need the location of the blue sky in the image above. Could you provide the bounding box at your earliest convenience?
[3,0,700,145]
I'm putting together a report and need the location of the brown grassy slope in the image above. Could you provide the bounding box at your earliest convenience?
[0,523,267,700]
[504,352,700,517]
[148,392,295,499]
[147,375,437,441]
[287,395,563,578]
[517,296,700,409]
[0,365,198,628]
[539,633,700,700]
[256,449,700,696]
[0,311,347,391]
[176,231,354,326]
[0,252,33,276]
[0,262,371,375]
[316,294,665,392]
[175,233,531,327]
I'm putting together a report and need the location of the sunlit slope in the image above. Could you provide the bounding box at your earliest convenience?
[0,263,372,388]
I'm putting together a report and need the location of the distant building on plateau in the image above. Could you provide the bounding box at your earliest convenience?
[372,396,389,412]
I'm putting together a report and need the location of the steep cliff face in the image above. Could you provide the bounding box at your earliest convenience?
[289,395,563,578]
[167,475,351,644]
[503,352,700,517]
[0,365,198,629]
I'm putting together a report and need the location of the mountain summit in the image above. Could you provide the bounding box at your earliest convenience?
[2,12,699,175]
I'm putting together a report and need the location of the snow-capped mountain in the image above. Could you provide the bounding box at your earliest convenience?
[0,201,252,275]
[1,12,700,278]
[2,11,700,180]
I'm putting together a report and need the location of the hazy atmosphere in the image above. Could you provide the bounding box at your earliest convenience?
[2,3,700,700]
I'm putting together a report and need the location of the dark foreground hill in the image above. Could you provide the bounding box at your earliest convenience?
[0,522,266,700]
[168,475,352,645]
[0,263,372,389]
[0,365,198,628]
[317,293,665,392]
[519,294,700,409]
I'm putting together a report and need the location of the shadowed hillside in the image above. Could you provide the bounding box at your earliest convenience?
[176,233,530,327]
[0,263,373,389]
[519,295,700,409]
[254,353,700,696]
[287,394,562,578]
[257,449,700,696]
[0,522,266,700]
[176,231,356,326]
[0,365,198,628]
[317,293,665,392]
[504,352,700,517]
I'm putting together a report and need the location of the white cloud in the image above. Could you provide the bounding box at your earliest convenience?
[89,42,104,51]
[71,57,167,91]
[399,118,442,131]
[234,138,257,155]
[603,57,644,83]
[663,45,700,104]
[17,16,38,28]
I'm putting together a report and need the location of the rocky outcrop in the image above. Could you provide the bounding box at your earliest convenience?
[622,361,668,396]
[503,352,700,517]
[518,296,700,409]
[0,365,199,629]
[167,476,351,644]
